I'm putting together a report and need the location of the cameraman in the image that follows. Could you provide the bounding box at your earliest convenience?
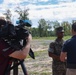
[0,18,32,75]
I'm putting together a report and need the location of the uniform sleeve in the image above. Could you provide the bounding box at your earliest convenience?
[48,42,54,53]
[0,40,15,57]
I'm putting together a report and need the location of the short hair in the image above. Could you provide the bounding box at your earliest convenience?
[72,22,76,32]
[0,19,6,26]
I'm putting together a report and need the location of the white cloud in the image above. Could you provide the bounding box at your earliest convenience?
[26,2,76,27]
[0,0,76,27]
[28,2,76,20]
[58,0,73,2]
[21,0,49,3]
[3,0,22,4]
[38,0,49,2]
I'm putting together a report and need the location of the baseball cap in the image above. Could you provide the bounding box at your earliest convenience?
[55,26,64,33]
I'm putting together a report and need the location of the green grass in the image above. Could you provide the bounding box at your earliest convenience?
[33,36,56,40]
[27,50,46,58]
[33,36,71,40]
[28,71,51,75]
[63,36,71,40]
[26,50,51,75]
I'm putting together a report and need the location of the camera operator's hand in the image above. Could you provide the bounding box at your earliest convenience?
[26,34,32,43]
[23,33,32,47]
[9,34,32,60]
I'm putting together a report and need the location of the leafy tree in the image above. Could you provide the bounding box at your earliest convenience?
[61,21,71,35]
[15,6,29,20]
[46,20,55,36]
[31,27,39,37]
[47,20,52,31]
[15,6,32,33]
[53,20,60,29]
[4,9,12,21]
[38,19,48,37]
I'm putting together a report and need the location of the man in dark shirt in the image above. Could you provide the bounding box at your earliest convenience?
[60,22,76,75]
[0,18,32,75]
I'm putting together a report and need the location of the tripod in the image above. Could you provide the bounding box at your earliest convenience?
[4,49,35,75]
[5,58,28,75]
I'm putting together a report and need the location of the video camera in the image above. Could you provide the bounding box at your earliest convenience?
[0,19,35,59]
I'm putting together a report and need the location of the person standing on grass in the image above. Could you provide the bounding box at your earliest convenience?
[60,22,76,75]
[48,27,66,75]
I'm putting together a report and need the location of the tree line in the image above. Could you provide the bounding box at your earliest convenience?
[3,7,76,37]
[31,19,76,37]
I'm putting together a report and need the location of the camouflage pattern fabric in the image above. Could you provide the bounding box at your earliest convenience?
[48,38,66,75]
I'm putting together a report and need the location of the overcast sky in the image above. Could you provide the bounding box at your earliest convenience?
[0,0,76,27]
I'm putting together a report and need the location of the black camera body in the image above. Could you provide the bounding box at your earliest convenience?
[15,19,31,40]
[0,19,35,59]
[0,19,30,49]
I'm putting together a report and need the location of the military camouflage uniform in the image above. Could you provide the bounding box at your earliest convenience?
[48,38,66,75]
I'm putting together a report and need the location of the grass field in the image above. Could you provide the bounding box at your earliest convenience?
[33,35,71,40]
[11,36,71,75]
[25,50,52,75]
[26,36,71,75]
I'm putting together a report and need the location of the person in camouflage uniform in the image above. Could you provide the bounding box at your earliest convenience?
[48,27,66,75]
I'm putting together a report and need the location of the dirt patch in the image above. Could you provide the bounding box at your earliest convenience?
[25,40,53,75]
[11,39,53,75]
[30,40,53,51]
